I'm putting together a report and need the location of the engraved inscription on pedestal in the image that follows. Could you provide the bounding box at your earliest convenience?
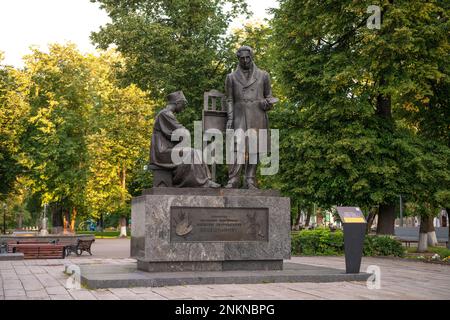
[170,207,268,242]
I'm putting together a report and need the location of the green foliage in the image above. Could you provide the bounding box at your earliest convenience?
[0,54,30,197]
[83,51,155,218]
[21,44,92,209]
[291,228,404,257]
[91,0,250,128]
[11,44,155,227]
[363,235,405,257]
[269,0,450,216]
[291,228,344,256]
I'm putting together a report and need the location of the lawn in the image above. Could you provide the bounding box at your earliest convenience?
[77,231,130,239]
[405,246,450,264]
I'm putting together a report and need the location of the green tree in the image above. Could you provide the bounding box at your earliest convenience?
[0,53,30,199]
[90,0,249,127]
[20,43,93,232]
[84,51,154,236]
[270,0,450,234]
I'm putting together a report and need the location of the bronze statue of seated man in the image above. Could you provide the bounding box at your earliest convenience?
[149,90,220,188]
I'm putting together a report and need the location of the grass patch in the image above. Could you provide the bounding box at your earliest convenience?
[406,246,450,257]
[76,231,130,239]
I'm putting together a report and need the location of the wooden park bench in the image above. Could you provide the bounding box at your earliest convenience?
[394,227,449,247]
[10,244,66,259]
[65,239,95,256]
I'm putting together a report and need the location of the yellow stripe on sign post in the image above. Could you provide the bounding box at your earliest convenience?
[343,217,366,223]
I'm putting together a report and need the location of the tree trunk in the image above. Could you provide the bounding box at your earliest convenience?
[426,215,437,246]
[293,211,301,230]
[376,204,396,235]
[446,208,450,249]
[119,216,127,238]
[376,93,392,118]
[418,215,434,252]
[63,209,70,233]
[17,212,23,230]
[366,208,378,234]
[316,209,324,226]
[97,213,104,232]
[292,203,301,230]
[51,203,63,234]
[305,207,312,227]
[70,207,77,233]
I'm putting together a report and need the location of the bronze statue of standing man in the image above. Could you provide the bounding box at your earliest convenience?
[225,46,277,189]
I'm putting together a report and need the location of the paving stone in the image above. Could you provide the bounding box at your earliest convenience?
[151,287,192,299]
[5,296,28,300]
[0,251,449,300]
[91,290,120,300]
[22,283,44,291]
[4,289,26,297]
[0,262,13,269]
[3,279,23,290]
[46,286,69,295]
[26,289,50,298]
[108,288,137,297]
[136,292,168,300]
[1,273,19,281]
[130,287,154,294]
[49,294,73,300]
[36,274,61,287]
[14,267,31,275]
[69,289,97,300]
[29,266,47,274]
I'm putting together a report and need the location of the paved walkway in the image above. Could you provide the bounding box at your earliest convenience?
[1,239,449,300]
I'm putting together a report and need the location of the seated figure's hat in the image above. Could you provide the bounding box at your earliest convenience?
[167,90,187,104]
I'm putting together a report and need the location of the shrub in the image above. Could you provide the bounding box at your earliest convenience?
[291,228,405,257]
[291,228,344,256]
[364,235,405,257]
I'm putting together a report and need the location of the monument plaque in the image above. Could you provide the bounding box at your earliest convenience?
[170,207,268,242]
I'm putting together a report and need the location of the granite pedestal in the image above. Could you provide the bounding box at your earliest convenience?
[131,188,291,272]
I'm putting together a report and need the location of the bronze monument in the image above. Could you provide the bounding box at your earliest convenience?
[149,91,220,188]
[225,46,278,189]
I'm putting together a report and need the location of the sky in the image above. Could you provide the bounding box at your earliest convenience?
[0,0,279,68]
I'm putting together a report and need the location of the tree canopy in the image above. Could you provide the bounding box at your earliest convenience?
[91,0,250,126]
[269,0,450,232]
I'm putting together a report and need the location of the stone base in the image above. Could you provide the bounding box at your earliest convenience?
[71,262,371,289]
[132,188,291,273]
[137,260,283,272]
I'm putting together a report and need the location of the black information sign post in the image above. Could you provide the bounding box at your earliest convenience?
[336,207,367,274]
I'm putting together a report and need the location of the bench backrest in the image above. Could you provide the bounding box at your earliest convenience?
[13,244,65,259]
[78,239,94,249]
[395,227,449,240]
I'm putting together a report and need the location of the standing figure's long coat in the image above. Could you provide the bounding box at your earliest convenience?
[225,64,274,133]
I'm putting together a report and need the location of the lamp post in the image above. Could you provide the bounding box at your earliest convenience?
[399,195,403,227]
